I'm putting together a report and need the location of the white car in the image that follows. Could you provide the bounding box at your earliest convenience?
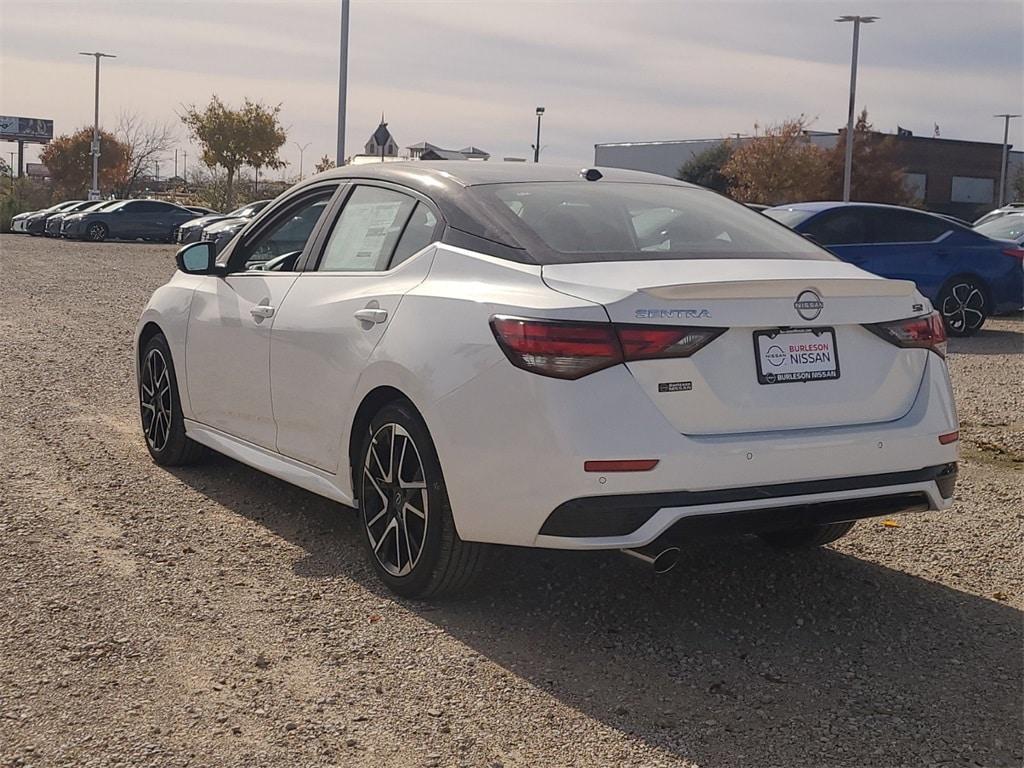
[136,163,959,597]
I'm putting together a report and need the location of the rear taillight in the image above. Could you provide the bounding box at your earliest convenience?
[490,316,724,379]
[865,312,947,358]
[1002,246,1024,262]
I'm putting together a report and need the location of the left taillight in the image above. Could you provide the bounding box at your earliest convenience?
[865,311,947,358]
[1002,246,1024,262]
[490,316,724,380]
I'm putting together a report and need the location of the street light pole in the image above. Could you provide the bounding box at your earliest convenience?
[295,141,311,180]
[995,113,1021,207]
[336,0,350,166]
[533,106,545,163]
[835,16,877,202]
[78,51,116,200]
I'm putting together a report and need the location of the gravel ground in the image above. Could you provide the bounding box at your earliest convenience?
[1,233,1021,768]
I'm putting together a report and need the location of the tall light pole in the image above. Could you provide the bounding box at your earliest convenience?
[835,16,877,202]
[78,51,116,200]
[294,141,311,180]
[995,113,1021,207]
[533,106,545,163]
[336,0,350,166]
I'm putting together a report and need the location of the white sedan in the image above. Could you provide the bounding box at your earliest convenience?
[136,163,959,597]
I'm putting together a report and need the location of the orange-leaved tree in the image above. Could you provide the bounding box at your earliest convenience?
[722,117,829,205]
[39,127,130,198]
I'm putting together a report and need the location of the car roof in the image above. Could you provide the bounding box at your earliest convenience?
[314,160,695,192]
[766,201,939,214]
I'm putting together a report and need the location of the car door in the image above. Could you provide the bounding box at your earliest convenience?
[184,185,341,449]
[860,209,957,298]
[270,184,442,472]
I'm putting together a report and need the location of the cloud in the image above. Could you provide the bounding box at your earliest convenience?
[1,0,1020,171]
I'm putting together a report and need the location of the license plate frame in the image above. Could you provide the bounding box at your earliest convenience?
[753,327,840,385]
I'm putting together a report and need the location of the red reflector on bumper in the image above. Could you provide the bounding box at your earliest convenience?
[584,459,659,472]
[938,431,959,445]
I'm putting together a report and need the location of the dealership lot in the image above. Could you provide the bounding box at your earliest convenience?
[1,234,1021,767]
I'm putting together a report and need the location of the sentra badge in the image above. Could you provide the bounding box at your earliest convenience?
[635,308,711,320]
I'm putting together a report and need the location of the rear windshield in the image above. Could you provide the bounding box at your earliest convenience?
[467,183,832,264]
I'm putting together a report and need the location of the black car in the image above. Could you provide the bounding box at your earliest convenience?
[24,200,85,235]
[185,205,219,216]
[175,200,271,244]
[63,199,198,242]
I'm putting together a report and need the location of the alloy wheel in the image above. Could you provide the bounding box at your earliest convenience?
[362,423,429,577]
[940,281,985,334]
[88,223,106,241]
[140,348,172,452]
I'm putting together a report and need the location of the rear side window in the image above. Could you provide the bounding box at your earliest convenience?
[318,186,417,272]
[868,209,952,243]
[467,182,832,263]
[390,203,438,267]
[803,209,869,246]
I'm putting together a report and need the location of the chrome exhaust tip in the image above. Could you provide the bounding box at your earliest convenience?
[621,544,681,574]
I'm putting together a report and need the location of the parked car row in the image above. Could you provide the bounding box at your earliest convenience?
[10,200,223,243]
[763,201,1024,336]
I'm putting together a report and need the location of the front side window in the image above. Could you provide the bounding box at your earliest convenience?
[236,189,335,269]
[803,209,869,246]
[469,183,832,263]
[318,186,417,272]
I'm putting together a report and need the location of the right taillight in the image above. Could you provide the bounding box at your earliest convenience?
[865,311,947,358]
[490,316,724,379]
[1002,246,1024,262]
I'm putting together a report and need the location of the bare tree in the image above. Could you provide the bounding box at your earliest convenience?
[116,110,177,198]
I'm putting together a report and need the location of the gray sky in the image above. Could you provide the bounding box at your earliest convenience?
[2,0,1022,174]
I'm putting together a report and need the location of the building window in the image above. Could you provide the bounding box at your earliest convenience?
[903,172,927,202]
[951,176,994,204]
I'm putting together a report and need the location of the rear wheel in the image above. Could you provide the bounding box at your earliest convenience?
[139,333,206,466]
[86,222,108,242]
[358,400,488,598]
[759,521,856,549]
[938,277,988,336]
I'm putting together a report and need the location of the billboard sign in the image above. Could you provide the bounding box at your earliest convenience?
[0,116,54,144]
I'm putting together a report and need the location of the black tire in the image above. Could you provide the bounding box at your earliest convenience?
[759,521,856,549]
[86,222,108,242]
[937,277,988,337]
[139,333,206,466]
[357,400,489,598]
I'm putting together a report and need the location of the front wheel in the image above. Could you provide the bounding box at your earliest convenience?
[139,334,206,466]
[86,222,109,242]
[358,400,489,598]
[938,278,988,336]
[759,521,856,549]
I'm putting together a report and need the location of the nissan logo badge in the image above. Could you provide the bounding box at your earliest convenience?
[794,290,823,321]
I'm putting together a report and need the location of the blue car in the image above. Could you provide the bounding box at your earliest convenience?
[765,202,1024,336]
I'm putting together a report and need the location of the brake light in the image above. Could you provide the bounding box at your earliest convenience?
[1002,247,1024,261]
[616,325,726,360]
[865,312,947,358]
[490,317,621,379]
[490,316,724,379]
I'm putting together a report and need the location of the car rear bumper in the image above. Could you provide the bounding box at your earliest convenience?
[535,463,955,547]
[428,350,959,549]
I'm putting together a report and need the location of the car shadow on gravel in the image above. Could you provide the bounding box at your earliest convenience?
[170,455,1023,767]
[947,315,1023,356]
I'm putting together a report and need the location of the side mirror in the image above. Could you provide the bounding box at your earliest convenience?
[175,242,221,275]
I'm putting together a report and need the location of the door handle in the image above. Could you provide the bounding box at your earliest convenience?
[354,308,388,324]
[250,304,275,319]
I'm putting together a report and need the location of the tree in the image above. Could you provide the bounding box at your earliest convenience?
[722,117,829,205]
[39,127,130,198]
[678,140,733,193]
[116,111,177,198]
[824,110,915,205]
[313,155,336,174]
[1011,166,1024,203]
[180,96,287,209]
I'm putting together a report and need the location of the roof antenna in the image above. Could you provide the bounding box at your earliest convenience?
[580,168,603,181]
